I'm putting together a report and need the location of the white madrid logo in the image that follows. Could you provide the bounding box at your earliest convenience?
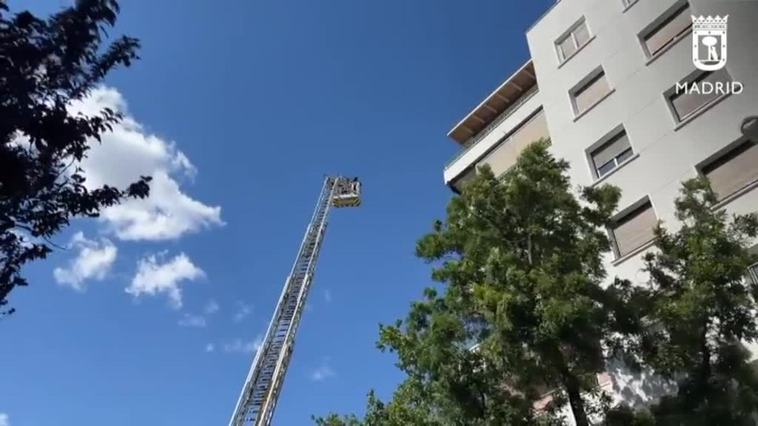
[692,15,728,71]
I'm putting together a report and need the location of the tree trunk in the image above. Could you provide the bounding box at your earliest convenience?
[548,345,590,426]
[699,321,712,387]
[562,371,590,426]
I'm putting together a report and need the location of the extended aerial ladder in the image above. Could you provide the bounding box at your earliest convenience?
[229,176,362,426]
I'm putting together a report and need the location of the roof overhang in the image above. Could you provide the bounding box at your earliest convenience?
[447,60,537,145]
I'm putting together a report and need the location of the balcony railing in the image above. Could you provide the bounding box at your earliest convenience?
[445,85,539,170]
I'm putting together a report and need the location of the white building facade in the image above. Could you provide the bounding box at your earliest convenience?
[443,0,758,414]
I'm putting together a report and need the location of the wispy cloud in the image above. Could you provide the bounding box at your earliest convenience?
[203,299,220,315]
[126,252,205,309]
[53,232,117,291]
[223,335,263,354]
[0,412,9,426]
[178,299,219,328]
[310,358,335,382]
[323,289,333,303]
[178,313,207,328]
[72,87,223,241]
[205,343,215,353]
[233,301,253,322]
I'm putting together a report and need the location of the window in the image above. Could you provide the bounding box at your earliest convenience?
[610,200,657,258]
[641,2,691,57]
[556,19,591,63]
[590,130,633,178]
[477,110,549,177]
[668,68,732,122]
[571,69,611,116]
[701,140,758,201]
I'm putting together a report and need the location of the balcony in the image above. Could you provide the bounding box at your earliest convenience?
[446,85,539,169]
[444,96,548,191]
[444,60,546,190]
[448,61,538,145]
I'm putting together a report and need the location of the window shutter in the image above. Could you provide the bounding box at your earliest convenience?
[644,4,691,56]
[703,141,758,200]
[573,22,590,46]
[670,69,730,121]
[479,110,549,177]
[574,72,610,114]
[612,202,656,257]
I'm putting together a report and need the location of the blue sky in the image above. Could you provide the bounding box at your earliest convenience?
[0,1,553,425]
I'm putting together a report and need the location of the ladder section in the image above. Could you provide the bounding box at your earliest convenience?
[230,177,339,426]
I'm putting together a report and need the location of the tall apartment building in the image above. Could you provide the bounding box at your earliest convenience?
[443,0,758,411]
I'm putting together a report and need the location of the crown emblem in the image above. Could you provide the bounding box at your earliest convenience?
[691,15,728,71]
[692,15,728,32]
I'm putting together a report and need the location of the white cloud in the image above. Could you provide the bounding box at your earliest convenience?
[205,343,215,353]
[203,299,220,315]
[0,413,8,426]
[72,87,223,241]
[310,359,335,382]
[53,232,117,291]
[126,253,204,309]
[223,335,263,354]
[233,302,253,322]
[178,313,207,328]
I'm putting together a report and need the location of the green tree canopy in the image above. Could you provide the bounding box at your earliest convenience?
[626,177,758,424]
[317,141,637,425]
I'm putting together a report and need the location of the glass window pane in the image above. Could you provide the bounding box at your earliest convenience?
[597,161,617,177]
[644,4,691,56]
[616,147,633,164]
[574,72,611,114]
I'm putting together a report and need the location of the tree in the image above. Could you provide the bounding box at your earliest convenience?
[629,177,758,424]
[317,141,635,425]
[0,0,149,314]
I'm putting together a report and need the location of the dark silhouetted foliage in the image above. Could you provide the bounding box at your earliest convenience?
[0,0,149,314]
